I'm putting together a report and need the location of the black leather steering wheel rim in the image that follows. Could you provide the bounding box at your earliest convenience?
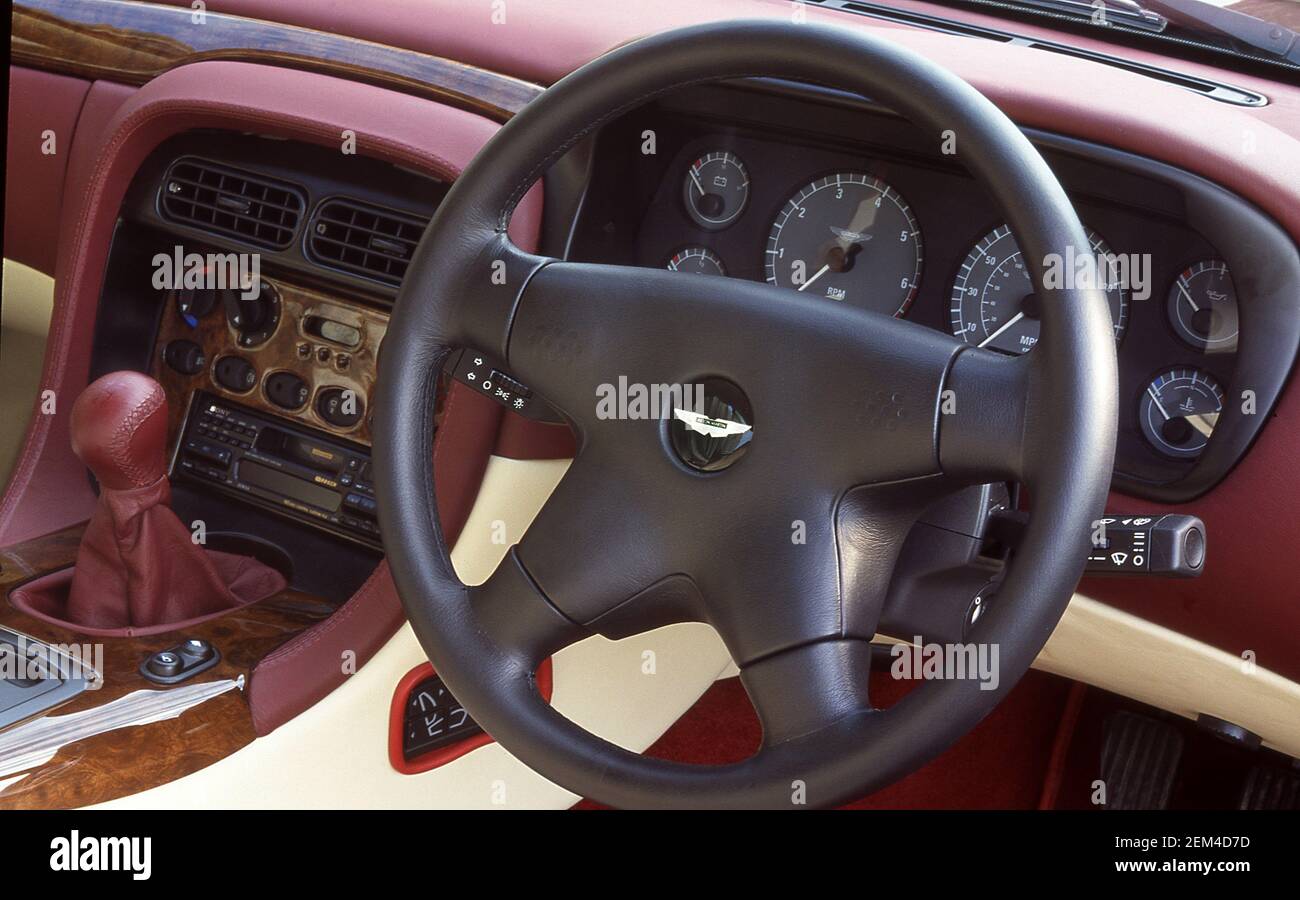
[375,20,1117,809]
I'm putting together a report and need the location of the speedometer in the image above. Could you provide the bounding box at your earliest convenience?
[764,173,923,317]
[950,225,1129,354]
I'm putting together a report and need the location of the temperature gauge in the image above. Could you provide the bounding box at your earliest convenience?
[683,152,749,230]
[1168,260,1238,352]
[666,247,726,276]
[1139,368,1224,459]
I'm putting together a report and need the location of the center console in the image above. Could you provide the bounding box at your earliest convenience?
[174,392,381,549]
[87,131,447,585]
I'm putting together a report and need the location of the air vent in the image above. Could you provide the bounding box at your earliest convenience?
[159,157,305,249]
[306,197,430,286]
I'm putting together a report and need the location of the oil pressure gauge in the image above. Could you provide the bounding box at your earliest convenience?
[1168,260,1238,352]
[683,152,749,230]
[1139,368,1224,459]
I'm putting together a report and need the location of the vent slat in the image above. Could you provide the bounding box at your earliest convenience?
[159,157,305,250]
[306,198,429,286]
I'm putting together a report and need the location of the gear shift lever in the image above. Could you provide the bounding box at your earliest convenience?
[32,371,288,632]
[71,371,170,491]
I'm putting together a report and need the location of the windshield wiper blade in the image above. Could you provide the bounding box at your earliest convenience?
[1010,0,1300,62]
[1011,0,1168,32]
[1136,0,1300,63]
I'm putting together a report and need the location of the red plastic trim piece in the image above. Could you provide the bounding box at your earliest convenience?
[388,657,553,775]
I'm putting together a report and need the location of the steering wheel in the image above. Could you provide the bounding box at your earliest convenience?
[375,20,1117,809]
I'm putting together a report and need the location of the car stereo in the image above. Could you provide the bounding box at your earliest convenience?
[171,391,381,549]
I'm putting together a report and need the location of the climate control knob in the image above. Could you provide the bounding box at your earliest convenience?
[224,280,280,347]
[213,355,257,393]
[163,340,206,376]
[316,387,364,429]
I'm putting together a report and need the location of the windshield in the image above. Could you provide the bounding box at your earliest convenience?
[853,0,1300,71]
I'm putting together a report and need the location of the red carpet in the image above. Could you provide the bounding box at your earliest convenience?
[576,669,1075,809]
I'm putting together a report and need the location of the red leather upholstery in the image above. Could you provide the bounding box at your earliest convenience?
[5,68,89,276]
[11,373,287,633]
[69,370,169,491]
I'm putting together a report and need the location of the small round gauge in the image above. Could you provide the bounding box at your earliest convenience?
[950,225,1129,354]
[1168,260,1238,352]
[764,173,923,317]
[1139,367,1225,459]
[683,152,750,230]
[666,247,726,277]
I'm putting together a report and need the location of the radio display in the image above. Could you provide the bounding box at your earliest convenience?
[238,460,342,512]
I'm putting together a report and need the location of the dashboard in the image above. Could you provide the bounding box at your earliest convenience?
[567,82,1300,500]
[81,82,1300,588]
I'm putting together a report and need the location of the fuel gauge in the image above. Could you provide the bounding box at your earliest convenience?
[666,247,726,276]
[1139,368,1224,459]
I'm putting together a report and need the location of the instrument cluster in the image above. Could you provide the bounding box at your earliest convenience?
[625,132,1241,480]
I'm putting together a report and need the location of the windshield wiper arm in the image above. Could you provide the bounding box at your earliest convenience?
[1136,0,1300,63]
[1011,0,1300,63]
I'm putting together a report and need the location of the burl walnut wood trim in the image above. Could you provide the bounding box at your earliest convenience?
[13,0,545,122]
[152,276,390,451]
[0,525,338,808]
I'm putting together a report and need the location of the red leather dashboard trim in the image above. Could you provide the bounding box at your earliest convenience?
[388,657,553,776]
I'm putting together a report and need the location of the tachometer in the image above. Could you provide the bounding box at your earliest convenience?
[950,225,1129,354]
[764,173,923,317]
[1139,367,1224,459]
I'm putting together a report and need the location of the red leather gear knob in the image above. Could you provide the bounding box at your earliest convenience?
[70,371,169,491]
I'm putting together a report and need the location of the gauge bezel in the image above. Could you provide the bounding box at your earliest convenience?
[1165,258,1239,353]
[681,151,751,231]
[665,246,727,276]
[763,171,924,318]
[1137,365,1226,460]
[949,222,1129,354]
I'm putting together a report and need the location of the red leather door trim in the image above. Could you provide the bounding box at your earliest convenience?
[5,67,90,276]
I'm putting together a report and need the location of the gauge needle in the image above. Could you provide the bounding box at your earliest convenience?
[1186,412,1218,438]
[689,168,705,196]
[1147,385,1171,421]
[978,311,1025,348]
[1177,281,1201,312]
[799,264,830,292]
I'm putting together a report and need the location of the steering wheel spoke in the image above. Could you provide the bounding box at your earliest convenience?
[938,347,1036,485]
[741,639,876,748]
[470,549,589,665]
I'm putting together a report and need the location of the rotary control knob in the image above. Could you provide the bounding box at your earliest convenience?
[224,280,280,347]
[316,386,364,428]
[163,339,206,376]
[214,355,257,393]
